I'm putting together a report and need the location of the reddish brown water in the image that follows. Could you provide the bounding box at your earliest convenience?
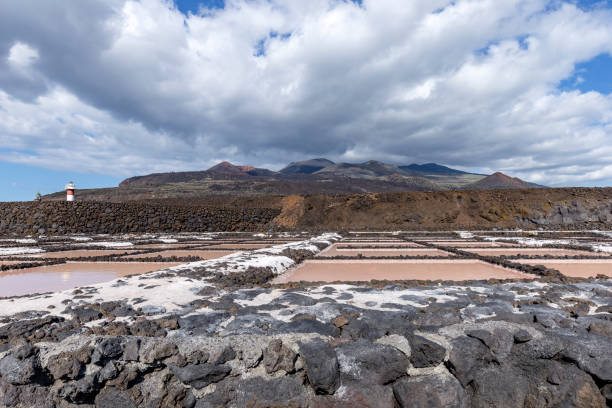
[123,250,237,259]
[514,260,612,278]
[319,247,452,257]
[426,241,513,247]
[240,240,302,244]
[336,242,424,248]
[206,243,275,249]
[25,250,136,259]
[132,243,205,249]
[341,240,405,243]
[0,262,180,297]
[278,260,533,282]
[461,248,604,257]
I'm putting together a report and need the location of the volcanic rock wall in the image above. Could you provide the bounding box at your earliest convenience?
[529,201,612,225]
[0,202,280,235]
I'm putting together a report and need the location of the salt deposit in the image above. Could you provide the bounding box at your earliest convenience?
[0,247,44,256]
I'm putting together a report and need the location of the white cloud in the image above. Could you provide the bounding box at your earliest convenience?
[0,0,610,185]
[7,42,38,69]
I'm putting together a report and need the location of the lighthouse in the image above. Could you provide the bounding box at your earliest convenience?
[65,182,75,202]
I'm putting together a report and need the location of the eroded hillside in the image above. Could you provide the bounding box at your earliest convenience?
[273,188,612,230]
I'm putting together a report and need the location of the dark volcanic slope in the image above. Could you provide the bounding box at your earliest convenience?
[400,162,473,175]
[119,170,210,187]
[119,162,276,187]
[280,158,335,174]
[314,160,415,178]
[207,161,278,177]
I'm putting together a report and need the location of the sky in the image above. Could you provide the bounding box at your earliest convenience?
[0,0,611,201]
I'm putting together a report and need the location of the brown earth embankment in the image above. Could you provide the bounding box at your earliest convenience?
[275,188,612,230]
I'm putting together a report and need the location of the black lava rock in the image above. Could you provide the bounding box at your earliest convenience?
[298,340,339,395]
[408,335,446,368]
[336,339,409,385]
[169,363,231,389]
[94,387,137,408]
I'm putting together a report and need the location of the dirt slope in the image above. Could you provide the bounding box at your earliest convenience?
[273,195,306,229]
[464,172,535,190]
[273,188,612,230]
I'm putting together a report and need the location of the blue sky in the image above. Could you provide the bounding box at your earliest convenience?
[173,0,364,14]
[1,162,121,202]
[560,0,612,96]
[576,0,612,9]
[0,0,612,201]
[559,53,612,94]
[174,0,224,14]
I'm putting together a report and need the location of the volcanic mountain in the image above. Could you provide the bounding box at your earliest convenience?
[119,161,276,187]
[464,172,537,190]
[207,161,277,177]
[400,163,477,175]
[314,160,414,179]
[280,158,335,175]
[47,158,540,201]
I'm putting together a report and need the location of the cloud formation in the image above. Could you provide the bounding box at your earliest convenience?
[0,0,611,186]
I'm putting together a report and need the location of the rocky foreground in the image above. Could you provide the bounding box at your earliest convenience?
[0,235,611,407]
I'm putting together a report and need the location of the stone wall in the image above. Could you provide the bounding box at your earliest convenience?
[528,201,612,225]
[0,202,280,235]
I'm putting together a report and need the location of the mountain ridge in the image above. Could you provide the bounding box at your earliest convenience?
[61,158,541,201]
[464,171,537,190]
[313,160,414,179]
[280,158,335,175]
[400,163,481,175]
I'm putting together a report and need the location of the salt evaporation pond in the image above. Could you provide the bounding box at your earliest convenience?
[279,259,534,282]
[319,247,453,257]
[461,248,605,257]
[0,262,180,297]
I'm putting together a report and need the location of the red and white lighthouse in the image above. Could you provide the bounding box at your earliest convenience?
[65,182,75,202]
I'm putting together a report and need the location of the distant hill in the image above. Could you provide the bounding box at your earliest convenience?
[280,158,335,175]
[463,172,536,190]
[120,161,275,187]
[119,170,209,187]
[207,161,277,177]
[45,158,541,201]
[282,159,479,178]
[400,163,475,175]
[207,161,256,175]
[314,160,413,179]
